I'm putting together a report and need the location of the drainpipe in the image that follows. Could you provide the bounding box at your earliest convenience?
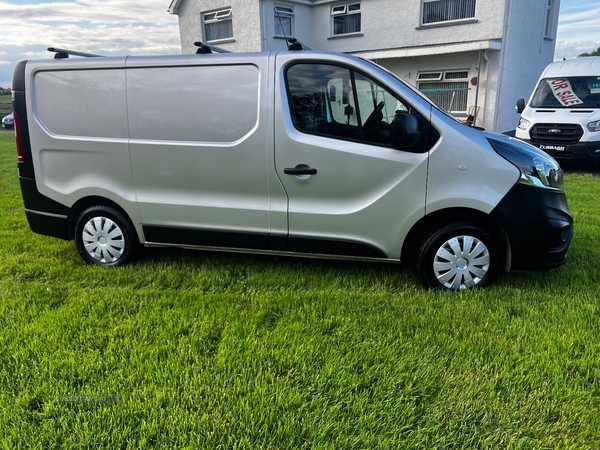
[259,0,267,51]
[494,0,513,131]
[473,50,481,127]
[481,50,490,127]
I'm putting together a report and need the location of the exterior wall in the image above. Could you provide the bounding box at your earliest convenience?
[171,0,560,132]
[297,0,505,53]
[379,51,501,130]
[493,0,560,132]
[176,0,262,54]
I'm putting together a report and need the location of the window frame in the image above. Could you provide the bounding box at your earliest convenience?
[417,69,470,115]
[274,4,295,38]
[202,8,234,43]
[331,2,362,37]
[420,0,476,26]
[283,62,431,151]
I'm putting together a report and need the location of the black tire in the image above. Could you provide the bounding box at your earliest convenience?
[415,222,499,290]
[74,206,139,266]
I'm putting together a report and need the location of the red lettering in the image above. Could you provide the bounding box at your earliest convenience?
[551,80,569,89]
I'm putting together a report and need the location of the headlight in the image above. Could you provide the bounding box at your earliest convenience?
[588,120,600,132]
[487,135,563,191]
[517,117,530,130]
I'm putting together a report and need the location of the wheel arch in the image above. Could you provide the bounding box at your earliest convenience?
[67,196,138,241]
[401,207,511,273]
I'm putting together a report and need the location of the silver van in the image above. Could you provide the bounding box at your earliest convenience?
[12,48,572,290]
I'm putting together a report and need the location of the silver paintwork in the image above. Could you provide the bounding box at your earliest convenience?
[23,50,520,264]
[82,216,125,264]
[433,235,490,290]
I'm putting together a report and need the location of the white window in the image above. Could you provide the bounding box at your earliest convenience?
[418,70,470,114]
[274,5,294,37]
[421,0,476,25]
[203,8,233,42]
[331,3,361,36]
[544,0,554,39]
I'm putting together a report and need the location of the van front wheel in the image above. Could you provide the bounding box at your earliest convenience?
[416,222,499,290]
[74,206,138,266]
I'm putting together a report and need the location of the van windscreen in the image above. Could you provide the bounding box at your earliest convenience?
[531,76,600,108]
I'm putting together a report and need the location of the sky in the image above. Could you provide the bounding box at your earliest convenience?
[0,0,599,89]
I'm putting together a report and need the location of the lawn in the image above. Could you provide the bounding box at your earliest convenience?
[1,131,600,448]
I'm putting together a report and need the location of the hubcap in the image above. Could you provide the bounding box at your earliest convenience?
[82,216,125,264]
[433,235,490,290]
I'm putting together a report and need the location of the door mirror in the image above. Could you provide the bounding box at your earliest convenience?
[391,112,420,150]
[516,98,525,114]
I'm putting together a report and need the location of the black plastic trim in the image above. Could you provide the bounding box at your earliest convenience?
[25,210,69,240]
[143,225,388,258]
[490,183,572,270]
[521,138,600,164]
[19,177,71,216]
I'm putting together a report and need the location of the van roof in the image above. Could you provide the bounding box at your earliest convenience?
[542,56,600,78]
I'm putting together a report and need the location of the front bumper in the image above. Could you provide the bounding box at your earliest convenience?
[521,138,600,165]
[490,183,572,271]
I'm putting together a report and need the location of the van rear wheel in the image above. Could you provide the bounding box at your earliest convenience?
[416,222,499,290]
[74,206,138,266]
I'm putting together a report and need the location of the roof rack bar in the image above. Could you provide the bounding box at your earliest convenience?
[48,47,104,59]
[193,41,233,54]
[287,38,312,51]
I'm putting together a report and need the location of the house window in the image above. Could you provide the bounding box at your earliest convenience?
[274,5,294,37]
[418,70,470,114]
[331,3,361,36]
[544,0,554,39]
[203,8,233,42]
[422,0,476,25]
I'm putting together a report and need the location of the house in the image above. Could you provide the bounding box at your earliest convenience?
[167,0,560,133]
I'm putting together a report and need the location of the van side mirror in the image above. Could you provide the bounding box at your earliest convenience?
[392,112,420,150]
[516,98,525,114]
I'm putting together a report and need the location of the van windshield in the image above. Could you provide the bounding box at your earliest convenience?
[531,76,600,108]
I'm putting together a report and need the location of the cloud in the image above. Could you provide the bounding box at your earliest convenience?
[0,1,181,87]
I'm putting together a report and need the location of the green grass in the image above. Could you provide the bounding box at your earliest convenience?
[1,131,600,448]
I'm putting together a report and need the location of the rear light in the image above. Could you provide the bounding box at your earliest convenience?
[13,108,23,163]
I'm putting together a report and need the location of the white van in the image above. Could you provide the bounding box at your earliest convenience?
[515,57,600,166]
[12,47,573,290]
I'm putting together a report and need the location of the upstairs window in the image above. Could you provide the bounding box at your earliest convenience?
[422,0,476,25]
[332,3,361,36]
[274,5,294,37]
[203,8,233,42]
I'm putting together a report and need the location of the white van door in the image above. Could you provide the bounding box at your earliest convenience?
[126,56,272,249]
[274,58,430,259]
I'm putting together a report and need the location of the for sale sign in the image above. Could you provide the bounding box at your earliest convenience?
[548,79,584,106]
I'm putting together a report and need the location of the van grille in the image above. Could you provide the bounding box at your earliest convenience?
[530,123,583,145]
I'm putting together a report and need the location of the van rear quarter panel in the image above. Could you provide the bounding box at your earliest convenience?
[26,58,140,229]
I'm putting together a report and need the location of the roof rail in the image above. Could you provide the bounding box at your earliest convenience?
[48,47,103,59]
[193,41,233,54]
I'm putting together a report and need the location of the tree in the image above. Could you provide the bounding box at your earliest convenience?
[579,46,600,57]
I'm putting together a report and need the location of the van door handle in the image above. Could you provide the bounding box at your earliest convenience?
[284,167,317,175]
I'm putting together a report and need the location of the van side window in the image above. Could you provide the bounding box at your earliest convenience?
[285,63,410,147]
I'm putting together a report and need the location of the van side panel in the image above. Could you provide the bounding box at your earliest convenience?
[24,59,141,240]
[126,59,271,239]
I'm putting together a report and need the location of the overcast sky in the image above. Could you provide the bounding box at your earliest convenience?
[0,0,599,89]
